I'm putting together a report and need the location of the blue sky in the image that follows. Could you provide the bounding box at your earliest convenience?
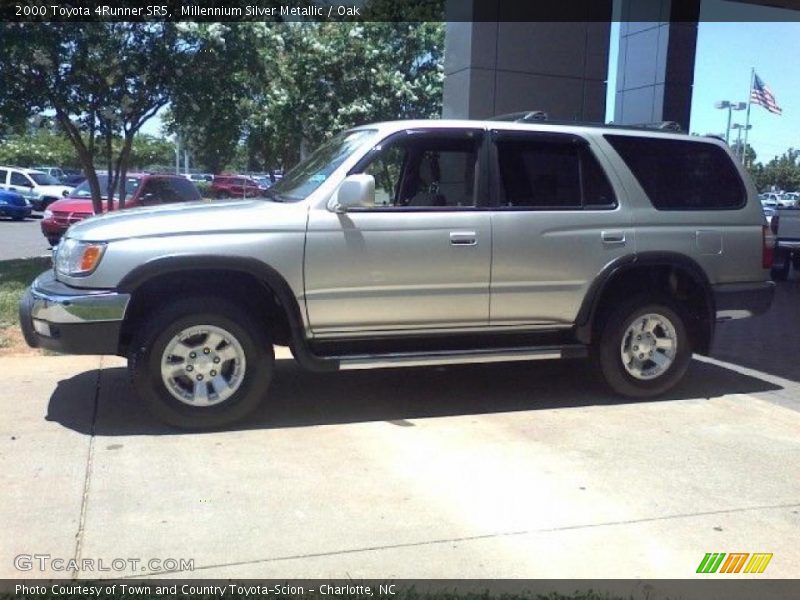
[145,3,800,165]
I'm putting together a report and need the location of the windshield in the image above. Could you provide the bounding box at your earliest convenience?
[29,172,60,186]
[269,129,378,201]
[71,175,141,199]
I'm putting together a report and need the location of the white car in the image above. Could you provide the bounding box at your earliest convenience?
[0,166,73,211]
[778,192,799,208]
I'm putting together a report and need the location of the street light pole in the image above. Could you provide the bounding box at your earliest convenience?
[731,123,752,163]
[714,101,746,146]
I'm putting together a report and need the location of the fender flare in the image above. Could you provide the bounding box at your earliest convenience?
[117,255,338,372]
[575,252,715,348]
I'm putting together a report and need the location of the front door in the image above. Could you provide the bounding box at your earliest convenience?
[304,129,492,335]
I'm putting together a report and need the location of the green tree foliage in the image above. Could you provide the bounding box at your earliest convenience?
[0,22,185,212]
[0,131,175,171]
[748,148,800,192]
[165,23,271,175]
[165,21,445,174]
[244,22,445,172]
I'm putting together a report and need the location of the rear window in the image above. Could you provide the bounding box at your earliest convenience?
[605,135,746,210]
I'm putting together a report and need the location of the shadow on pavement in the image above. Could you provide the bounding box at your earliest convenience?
[46,357,781,436]
[712,277,800,383]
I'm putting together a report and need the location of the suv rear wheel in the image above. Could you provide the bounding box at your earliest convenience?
[595,295,692,398]
[128,297,273,429]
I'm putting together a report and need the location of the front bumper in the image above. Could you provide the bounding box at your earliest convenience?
[713,280,775,321]
[19,270,130,355]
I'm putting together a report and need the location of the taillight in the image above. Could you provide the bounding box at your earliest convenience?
[763,224,775,269]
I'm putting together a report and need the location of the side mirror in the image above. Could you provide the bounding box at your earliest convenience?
[328,174,375,213]
[62,190,69,197]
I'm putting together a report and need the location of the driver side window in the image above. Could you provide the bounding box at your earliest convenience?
[360,132,482,209]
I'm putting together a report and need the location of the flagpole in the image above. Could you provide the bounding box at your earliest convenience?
[742,67,755,165]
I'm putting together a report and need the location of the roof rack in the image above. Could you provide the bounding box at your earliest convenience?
[487,111,684,133]
[489,111,549,123]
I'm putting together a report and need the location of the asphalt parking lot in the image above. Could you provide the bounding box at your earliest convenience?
[2,277,799,580]
[0,213,53,260]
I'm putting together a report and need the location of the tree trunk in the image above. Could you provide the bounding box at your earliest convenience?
[116,135,135,209]
[54,109,103,214]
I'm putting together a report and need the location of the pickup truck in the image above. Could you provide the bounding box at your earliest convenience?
[771,208,800,280]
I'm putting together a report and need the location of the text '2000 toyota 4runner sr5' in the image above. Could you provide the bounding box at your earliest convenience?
[20,116,775,428]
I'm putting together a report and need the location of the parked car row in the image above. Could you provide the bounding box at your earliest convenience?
[760,191,799,209]
[0,166,75,210]
[40,173,201,246]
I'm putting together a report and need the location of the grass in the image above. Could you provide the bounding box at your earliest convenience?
[0,256,51,352]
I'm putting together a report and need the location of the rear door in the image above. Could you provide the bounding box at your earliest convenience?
[488,130,632,326]
[304,128,492,335]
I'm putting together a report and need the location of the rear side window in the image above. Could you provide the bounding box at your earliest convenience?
[605,135,746,210]
[10,172,31,186]
[140,178,201,204]
[495,135,616,210]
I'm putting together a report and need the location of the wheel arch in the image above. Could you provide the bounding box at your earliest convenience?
[116,255,335,371]
[575,252,716,354]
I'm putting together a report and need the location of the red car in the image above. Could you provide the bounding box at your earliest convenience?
[210,175,269,198]
[41,173,201,247]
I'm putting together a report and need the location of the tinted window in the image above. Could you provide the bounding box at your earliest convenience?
[0,169,7,184]
[361,134,481,208]
[29,172,59,185]
[10,172,32,187]
[605,135,746,210]
[496,137,616,209]
[140,178,200,204]
[71,176,140,199]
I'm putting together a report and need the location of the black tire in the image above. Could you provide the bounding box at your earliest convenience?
[46,237,60,248]
[771,250,790,281]
[128,296,273,429]
[12,215,25,221]
[595,295,692,398]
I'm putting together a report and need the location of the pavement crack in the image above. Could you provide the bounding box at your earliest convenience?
[130,500,800,578]
[71,356,102,580]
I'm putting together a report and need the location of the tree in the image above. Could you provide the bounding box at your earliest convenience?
[747,148,800,192]
[0,23,185,213]
[163,23,274,174]
[164,21,446,174]
[244,22,445,170]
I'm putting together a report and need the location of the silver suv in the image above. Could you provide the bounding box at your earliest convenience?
[20,118,775,428]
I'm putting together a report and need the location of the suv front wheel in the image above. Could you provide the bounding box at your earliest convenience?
[595,296,692,398]
[129,297,273,429]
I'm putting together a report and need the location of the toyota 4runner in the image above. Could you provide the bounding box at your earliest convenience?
[20,118,775,428]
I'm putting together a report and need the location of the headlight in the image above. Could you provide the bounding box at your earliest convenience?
[43,209,53,219]
[55,238,107,277]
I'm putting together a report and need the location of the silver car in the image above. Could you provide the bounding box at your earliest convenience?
[20,118,775,428]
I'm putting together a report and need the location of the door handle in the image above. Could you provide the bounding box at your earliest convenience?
[601,231,626,245]
[450,231,477,246]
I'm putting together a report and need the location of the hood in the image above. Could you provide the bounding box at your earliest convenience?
[47,197,96,213]
[36,185,73,197]
[66,199,308,242]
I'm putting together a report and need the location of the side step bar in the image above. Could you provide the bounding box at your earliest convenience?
[335,345,587,370]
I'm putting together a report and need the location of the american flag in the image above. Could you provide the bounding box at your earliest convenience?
[751,73,782,115]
